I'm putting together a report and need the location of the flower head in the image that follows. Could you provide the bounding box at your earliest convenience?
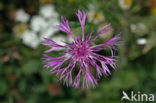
[15,9,30,23]
[118,0,132,10]
[42,10,120,88]
[22,30,40,48]
[40,5,58,19]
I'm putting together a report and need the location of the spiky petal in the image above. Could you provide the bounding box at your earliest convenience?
[76,10,87,40]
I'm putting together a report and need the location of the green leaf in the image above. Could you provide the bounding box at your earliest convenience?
[22,60,41,75]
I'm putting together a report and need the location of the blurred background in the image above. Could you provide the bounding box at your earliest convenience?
[0,0,156,103]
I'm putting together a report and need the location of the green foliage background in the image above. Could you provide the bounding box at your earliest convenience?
[0,0,156,103]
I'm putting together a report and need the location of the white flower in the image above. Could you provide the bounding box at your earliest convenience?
[40,5,58,19]
[22,30,40,48]
[13,23,28,37]
[88,4,94,11]
[130,24,137,32]
[137,38,147,45]
[118,0,132,10]
[51,35,67,46]
[137,23,146,32]
[88,11,105,24]
[130,23,147,33]
[40,17,60,40]
[21,5,60,49]
[40,27,57,40]
[15,9,30,23]
[87,4,105,24]
[30,16,47,32]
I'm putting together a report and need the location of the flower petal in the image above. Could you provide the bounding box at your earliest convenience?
[55,16,76,41]
[76,10,87,40]
[92,24,112,41]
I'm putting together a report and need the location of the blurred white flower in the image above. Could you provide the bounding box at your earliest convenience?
[30,16,47,32]
[136,38,147,45]
[21,4,60,49]
[118,0,132,10]
[22,30,40,48]
[40,18,59,40]
[51,35,67,46]
[15,9,30,23]
[130,23,147,34]
[88,4,94,11]
[88,4,105,24]
[13,23,28,37]
[40,5,58,19]
[137,23,146,32]
[88,11,105,24]
[40,27,56,40]
[130,24,137,32]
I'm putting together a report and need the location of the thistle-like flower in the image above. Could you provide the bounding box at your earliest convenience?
[42,10,120,88]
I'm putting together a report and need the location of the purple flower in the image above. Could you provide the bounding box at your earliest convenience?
[42,10,120,88]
